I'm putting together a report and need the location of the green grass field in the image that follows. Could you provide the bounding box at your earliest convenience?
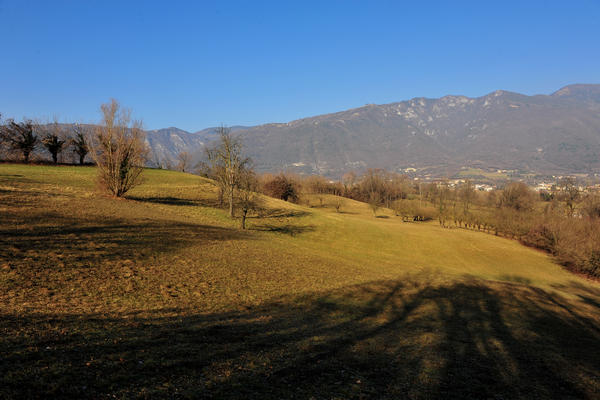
[1,164,599,399]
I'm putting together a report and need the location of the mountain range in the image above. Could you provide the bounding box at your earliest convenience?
[146,84,600,177]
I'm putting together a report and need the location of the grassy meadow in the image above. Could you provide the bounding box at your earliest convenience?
[1,164,599,399]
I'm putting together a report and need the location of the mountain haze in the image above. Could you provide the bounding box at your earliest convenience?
[145,126,249,168]
[146,84,600,176]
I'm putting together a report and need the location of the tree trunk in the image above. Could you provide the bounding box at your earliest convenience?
[52,153,58,164]
[241,211,247,230]
[229,184,234,218]
[217,188,224,207]
[79,154,85,165]
[23,150,30,163]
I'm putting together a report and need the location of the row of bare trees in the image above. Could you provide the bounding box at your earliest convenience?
[2,103,262,228]
[1,100,148,198]
[0,116,89,165]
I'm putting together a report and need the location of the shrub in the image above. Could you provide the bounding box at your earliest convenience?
[91,99,147,197]
[262,174,299,202]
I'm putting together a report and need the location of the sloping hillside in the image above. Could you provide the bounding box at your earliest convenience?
[1,165,599,398]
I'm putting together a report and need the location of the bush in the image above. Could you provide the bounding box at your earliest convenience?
[91,99,147,197]
[262,174,299,203]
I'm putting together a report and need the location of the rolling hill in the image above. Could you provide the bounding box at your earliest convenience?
[1,164,599,398]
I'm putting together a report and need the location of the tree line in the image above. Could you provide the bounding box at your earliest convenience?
[252,169,600,278]
[1,100,147,199]
[0,115,91,165]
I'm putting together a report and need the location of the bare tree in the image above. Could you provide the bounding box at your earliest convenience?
[558,177,580,217]
[459,179,475,214]
[499,182,535,212]
[71,124,89,165]
[582,193,600,219]
[40,121,66,164]
[436,180,450,227]
[203,126,250,217]
[90,99,147,197]
[334,197,344,213]
[342,171,356,196]
[237,169,262,229]
[1,119,39,162]
[177,151,191,172]
[368,191,380,216]
[0,113,6,159]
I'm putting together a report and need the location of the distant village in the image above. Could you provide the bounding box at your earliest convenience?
[401,166,600,193]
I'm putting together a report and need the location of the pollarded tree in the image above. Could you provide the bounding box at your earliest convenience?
[1,119,39,162]
[41,122,66,164]
[91,99,148,197]
[71,124,89,165]
[0,113,6,159]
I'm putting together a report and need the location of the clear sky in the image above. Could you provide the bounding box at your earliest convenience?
[1,0,599,131]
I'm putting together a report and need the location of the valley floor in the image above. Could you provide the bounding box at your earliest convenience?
[1,165,599,399]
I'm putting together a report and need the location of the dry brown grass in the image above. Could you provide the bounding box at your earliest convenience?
[1,164,599,399]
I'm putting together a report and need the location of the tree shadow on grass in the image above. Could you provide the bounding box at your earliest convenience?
[0,187,62,207]
[2,276,599,399]
[252,224,316,236]
[127,195,223,209]
[0,173,39,186]
[0,210,249,270]
[256,207,311,219]
[497,274,532,284]
[335,210,359,215]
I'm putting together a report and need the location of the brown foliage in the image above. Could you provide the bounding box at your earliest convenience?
[499,182,536,211]
[262,174,299,202]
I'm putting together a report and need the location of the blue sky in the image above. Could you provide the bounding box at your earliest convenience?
[1,0,599,131]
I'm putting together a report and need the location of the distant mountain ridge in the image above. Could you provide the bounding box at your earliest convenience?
[145,126,248,168]
[146,84,600,176]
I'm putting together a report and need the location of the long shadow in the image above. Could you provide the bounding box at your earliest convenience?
[0,173,39,186]
[2,277,599,399]
[255,208,311,219]
[127,195,222,208]
[0,187,62,207]
[252,224,316,236]
[0,209,248,269]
